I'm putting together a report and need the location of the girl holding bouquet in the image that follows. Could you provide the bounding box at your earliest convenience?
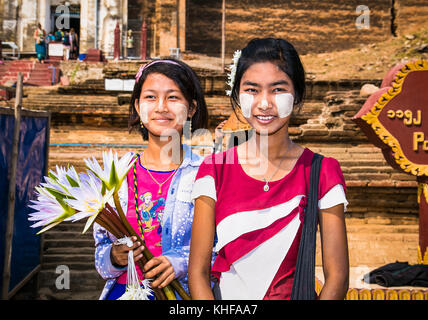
[94,59,209,300]
[189,38,349,300]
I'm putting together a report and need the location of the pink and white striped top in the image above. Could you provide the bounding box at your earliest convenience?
[191,146,348,300]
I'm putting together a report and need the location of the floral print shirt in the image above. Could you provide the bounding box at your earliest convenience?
[93,144,207,299]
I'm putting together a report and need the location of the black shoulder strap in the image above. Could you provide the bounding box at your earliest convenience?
[290,152,324,300]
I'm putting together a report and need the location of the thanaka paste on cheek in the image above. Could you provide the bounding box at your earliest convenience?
[173,103,189,125]
[239,93,254,118]
[139,101,150,123]
[275,93,294,118]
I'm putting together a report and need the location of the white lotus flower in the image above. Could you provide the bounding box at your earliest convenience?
[64,173,115,233]
[28,186,76,234]
[84,150,137,193]
[41,165,81,199]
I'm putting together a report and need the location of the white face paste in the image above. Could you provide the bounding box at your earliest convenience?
[139,100,189,126]
[239,92,294,119]
[239,93,254,118]
[139,101,150,124]
[173,102,189,125]
[274,93,294,118]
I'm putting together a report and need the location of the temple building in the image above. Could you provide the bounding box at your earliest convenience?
[1,0,425,59]
[0,0,186,58]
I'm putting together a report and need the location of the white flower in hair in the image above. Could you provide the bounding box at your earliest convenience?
[225,50,242,96]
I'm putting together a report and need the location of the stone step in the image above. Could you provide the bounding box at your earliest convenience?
[1,74,31,82]
[4,66,33,72]
[39,268,101,279]
[38,269,105,298]
[25,99,117,105]
[24,94,116,101]
[39,268,101,281]
[25,81,52,86]
[44,246,95,255]
[42,261,95,271]
[24,96,118,104]
[38,289,102,300]
[43,253,95,264]
[23,86,58,95]
[3,69,32,75]
[42,238,94,249]
[49,127,143,145]
[26,75,52,82]
[46,220,88,231]
[43,230,94,240]
[29,69,52,74]
[6,62,33,71]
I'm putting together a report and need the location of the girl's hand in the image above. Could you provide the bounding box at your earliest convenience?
[110,236,145,267]
[143,256,175,288]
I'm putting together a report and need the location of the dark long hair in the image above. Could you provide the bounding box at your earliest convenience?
[230,38,306,114]
[129,59,208,140]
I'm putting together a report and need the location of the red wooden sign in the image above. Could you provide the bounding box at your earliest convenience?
[353,59,428,264]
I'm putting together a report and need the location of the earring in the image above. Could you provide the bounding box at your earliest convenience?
[140,120,144,129]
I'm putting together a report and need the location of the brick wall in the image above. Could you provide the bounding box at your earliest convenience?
[186,0,428,57]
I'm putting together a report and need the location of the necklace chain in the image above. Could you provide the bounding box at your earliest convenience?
[132,151,181,237]
[141,151,180,195]
[262,142,293,192]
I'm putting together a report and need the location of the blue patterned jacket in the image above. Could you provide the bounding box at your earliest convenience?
[93,144,209,300]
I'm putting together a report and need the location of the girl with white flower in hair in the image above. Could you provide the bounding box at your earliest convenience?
[93,58,209,300]
[189,38,349,300]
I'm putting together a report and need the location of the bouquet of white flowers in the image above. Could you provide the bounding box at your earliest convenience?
[28,150,190,300]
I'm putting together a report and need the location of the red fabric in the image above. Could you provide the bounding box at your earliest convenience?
[194,146,346,298]
[263,222,302,300]
[212,204,302,276]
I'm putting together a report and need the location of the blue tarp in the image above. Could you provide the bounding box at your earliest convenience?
[0,111,49,294]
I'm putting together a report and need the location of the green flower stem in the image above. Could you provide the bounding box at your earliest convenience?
[112,192,189,300]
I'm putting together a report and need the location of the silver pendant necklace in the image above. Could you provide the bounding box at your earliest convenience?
[262,157,286,192]
[263,181,270,192]
[262,143,292,192]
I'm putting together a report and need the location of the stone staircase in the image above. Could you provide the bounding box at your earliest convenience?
[0,60,34,83]
[26,62,60,86]
[37,220,105,300]
[0,60,60,100]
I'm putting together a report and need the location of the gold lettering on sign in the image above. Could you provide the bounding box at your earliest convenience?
[404,110,413,125]
[414,110,422,125]
[387,109,422,126]
[414,132,428,151]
